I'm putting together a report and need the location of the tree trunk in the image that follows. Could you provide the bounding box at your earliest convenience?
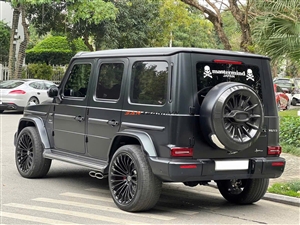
[8,6,21,79]
[15,5,29,79]
[181,0,232,50]
[83,35,94,51]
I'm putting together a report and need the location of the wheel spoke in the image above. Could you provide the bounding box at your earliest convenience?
[244,103,258,112]
[246,122,258,130]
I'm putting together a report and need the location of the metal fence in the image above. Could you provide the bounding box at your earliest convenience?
[0,64,9,81]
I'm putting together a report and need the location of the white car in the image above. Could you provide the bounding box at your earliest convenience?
[0,79,56,113]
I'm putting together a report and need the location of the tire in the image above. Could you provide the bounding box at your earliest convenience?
[200,82,264,152]
[291,98,297,106]
[28,97,39,106]
[15,127,51,178]
[216,178,269,204]
[108,145,162,212]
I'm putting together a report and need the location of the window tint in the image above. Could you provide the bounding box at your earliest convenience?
[130,61,168,105]
[96,63,124,100]
[196,62,262,105]
[44,81,56,89]
[64,64,91,97]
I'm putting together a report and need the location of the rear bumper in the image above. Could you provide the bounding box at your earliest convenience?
[149,157,285,182]
[0,102,24,111]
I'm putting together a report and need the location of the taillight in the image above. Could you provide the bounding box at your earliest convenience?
[213,59,243,65]
[171,147,193,157]
[268,146,282,155]
[9,90,26,94]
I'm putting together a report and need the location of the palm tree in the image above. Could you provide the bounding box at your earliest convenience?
[252,0,300,63]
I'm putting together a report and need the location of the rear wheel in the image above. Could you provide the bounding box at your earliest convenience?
[15,127,51,178]
[216,178,269,204]
[108,145,162,212]
[292,98,297,106]
[27,97,39,106]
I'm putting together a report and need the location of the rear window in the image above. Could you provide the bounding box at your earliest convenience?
[0,80,24,89]
[196,62,262,104]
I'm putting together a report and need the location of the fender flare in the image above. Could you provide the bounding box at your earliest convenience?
[111,129,157,157]
[16,117,50,149]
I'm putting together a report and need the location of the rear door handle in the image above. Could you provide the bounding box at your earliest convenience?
[107,120,119,127]
[74,116,84,122]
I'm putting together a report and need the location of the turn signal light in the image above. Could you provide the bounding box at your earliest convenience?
[171,147,193,157]
[213,59,243,65]
[9,90,26,94]
[267,146,282,155]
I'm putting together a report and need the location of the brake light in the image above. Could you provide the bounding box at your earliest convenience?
[213,59,243,65]
[9,90,26,94]
[272,162,285,167]
[171,147,193,157]
[268,146,282,155]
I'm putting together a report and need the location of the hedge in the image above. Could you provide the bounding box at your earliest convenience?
[279,116,300,147]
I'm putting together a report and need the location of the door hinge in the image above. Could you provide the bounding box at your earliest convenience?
[85,136,88,143]
[87,108,89,116]
[52,131,54,136]
[189,107,195,115]
[189,137,195,147]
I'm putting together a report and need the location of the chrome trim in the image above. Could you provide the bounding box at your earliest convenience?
[88,118,109,124]
[87,134,110,139]
[55,114,75,119]
[54,129,84,135]
[121,122,165,131]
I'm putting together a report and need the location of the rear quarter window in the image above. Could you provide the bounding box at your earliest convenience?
[196,62,262,105]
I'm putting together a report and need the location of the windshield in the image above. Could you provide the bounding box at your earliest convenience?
[0,80,24,89]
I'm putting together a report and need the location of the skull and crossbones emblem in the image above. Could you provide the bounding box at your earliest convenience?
[246,69,255,81]
[203,65,212,78]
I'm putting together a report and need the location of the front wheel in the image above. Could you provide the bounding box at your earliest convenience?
[108,145,162,212]
[216,178,269,204]
[292,98,297,106]
[15,127,51,178]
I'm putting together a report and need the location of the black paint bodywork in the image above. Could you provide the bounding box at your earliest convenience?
[15,47,285,182]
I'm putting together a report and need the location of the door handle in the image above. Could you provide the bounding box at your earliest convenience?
[74,116,84,122]
[37,92,40,95]
[107,120,119,127]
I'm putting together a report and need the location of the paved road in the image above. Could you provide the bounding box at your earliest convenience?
[1,112,299,224]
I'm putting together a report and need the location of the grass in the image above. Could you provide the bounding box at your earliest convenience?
[268,180,300,198]
[280,144,300,156]
[278,108,299,117]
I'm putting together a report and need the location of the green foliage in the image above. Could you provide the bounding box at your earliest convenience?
[26,63,53,80]
[278,109,298,117]
[26,36,89,65]
[280,144,300,157]
[268,180,300,198]
[252,0,300,62]
[279,116,300,147]
[0,20,11,64]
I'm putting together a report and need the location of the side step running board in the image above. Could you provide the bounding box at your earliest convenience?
[43,149,108,172]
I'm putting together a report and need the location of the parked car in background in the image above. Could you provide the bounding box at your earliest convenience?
[291,78,300,106]
[274,84,289,110]
[0,79,56,113]
[273,78,294,93]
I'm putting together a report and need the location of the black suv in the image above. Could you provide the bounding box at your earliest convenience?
[14,48,285,212]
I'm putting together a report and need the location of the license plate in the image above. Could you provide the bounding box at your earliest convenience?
[215,160,249,171]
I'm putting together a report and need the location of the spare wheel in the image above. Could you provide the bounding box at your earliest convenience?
[200,82,264,152]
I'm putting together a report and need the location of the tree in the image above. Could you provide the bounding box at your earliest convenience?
[252,0,300,63]
[0,21,11,64]
[180,0,254,52]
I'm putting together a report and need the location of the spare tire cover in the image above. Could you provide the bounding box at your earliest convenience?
[200,82,264,152]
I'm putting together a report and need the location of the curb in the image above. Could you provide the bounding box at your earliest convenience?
[263,193,300,207]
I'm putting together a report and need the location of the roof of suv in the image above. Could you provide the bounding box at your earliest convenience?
[74,47,270,59]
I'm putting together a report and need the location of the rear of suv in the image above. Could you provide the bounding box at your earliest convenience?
[14,48,285,212]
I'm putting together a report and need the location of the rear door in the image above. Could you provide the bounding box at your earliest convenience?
[86,58,128,160]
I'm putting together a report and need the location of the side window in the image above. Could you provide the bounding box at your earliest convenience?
[64,63,91,98]
[130,61,168,105]
[96,63,124,100]
[29,81,44,90]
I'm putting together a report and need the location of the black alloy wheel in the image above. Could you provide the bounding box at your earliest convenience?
[15,127,51,178]
[109,145,162,212]
[110,153,138,205]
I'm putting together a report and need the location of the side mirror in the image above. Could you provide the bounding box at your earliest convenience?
[48,86,59,98]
